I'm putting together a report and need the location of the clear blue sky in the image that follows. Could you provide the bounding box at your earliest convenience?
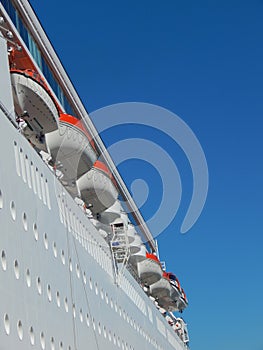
[30,1,263,349]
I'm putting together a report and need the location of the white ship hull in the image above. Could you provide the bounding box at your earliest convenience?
[0,112,186,350]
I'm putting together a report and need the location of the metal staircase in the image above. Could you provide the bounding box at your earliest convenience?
[110,222,130,283]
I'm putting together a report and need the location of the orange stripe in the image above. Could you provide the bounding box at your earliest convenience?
[59,113,96,149]
[146,252,160,264]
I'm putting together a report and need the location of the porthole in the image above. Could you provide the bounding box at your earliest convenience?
[53,242,57,258]
[98,322,101,334]
[64,297,69,313]
[14,260,19,279]
[10,201,16,220]
[100,289,104,300]
[79,308,83,323]
[56,291,61,307]
[50,337,55,350]
[83,271,87,284]
[89,277,92,290]
[0,189,3,209]
[95,282,98,295]
[59,341,63,350]
[61,250,65,265]
[4,313,10,335]
[37,277,42,294]
[86,313,90,327]
[105,293,109,304]
[26,268,31,287]
[47,284,52,302]
[26,269,31,287]
[113,333,116,345]
[92,317,95,330]
[33,223,38,241]
[1,250,7,271]
[108,330,112,342]
[72,303,76,318]
[43,233,48,250]
[69,258,72,271]
[76,264,80,278]
[22,212,28,231]
[29,326,35,345]
[40,331,45,349]
[17,320,23,340]
[103,325,107,338]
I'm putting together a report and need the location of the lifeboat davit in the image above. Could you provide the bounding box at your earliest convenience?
[149,272,172,299]
[45,114,97,184]
[77,160,118,215]
[11,69,59,147]
[137,252,162,286]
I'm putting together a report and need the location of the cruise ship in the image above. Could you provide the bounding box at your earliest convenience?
[0,1,190,349]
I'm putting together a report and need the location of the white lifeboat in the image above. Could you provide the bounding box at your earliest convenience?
[126,223,136,244]
[129,233,143,255]
[177,289,188,312]
[77,160,118,215]
[157,273,182,312]
[149,272,172,299]
[46,114,97,185]
[137,252,162,286]
[158,296,178,312]
[167,272,181,300]
[99,200,122,225]
[11,69,59,147]
[129,236,146,266]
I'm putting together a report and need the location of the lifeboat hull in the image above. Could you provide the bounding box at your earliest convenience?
[129,240,146,266]
[77,166,118,214]
[99,200,122,225]
[126,224,136,244]
[46,120,97,184]
[170,284,181,300]
[157,296,179,312]
[137,257,162,286]
[149,276,171,299]
[11,72,59,134]
[177,296,188,312]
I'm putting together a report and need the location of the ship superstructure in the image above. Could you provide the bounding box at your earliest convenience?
[0,1,190,349]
